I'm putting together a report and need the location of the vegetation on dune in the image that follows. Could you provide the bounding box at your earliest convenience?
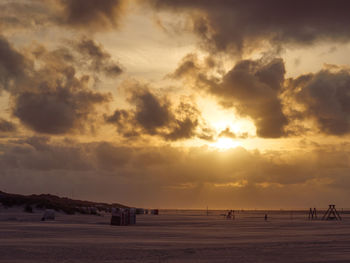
[0,191,127,215]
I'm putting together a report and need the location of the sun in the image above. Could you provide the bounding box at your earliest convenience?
[210,138,241,150]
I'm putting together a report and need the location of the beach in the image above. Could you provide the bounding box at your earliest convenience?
[1,208,350,262]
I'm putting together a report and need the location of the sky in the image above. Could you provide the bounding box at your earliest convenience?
[1,0,350,209]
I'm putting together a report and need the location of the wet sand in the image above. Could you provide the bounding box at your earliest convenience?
[1,208,350,262]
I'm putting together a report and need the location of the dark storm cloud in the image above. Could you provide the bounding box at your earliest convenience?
[58,0,125,30]
[173,56,288,138]
[13,84,109,134]
[129,87,172,134]
[164,117,198,141]
[75,38,122,77]
[149,0,350,53]
[106,86,172,137]
[0,36,28,92]
[15,47,111,134]
[0,119,17,133]
[0,0,126,33]
[288,67,350,135]
[106,84,211,141]
[219,58,287,138]
[0,35,112,134]
[164,102,200,141]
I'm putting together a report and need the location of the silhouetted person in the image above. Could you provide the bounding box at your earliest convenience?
[264,214,267,221]
[226,210,232,219]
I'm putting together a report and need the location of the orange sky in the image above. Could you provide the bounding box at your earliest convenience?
[0,0,350,209]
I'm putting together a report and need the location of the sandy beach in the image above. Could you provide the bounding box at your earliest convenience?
[1,208,350,262]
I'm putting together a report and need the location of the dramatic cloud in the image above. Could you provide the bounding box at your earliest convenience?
[12,46,111,134]
[13,84,109,134]
[0,119,16,133]
[287,67,350,135]
[129,86,171,134]
[172,56,288,138]
[173,53,350,138]
[0,36,113,134]
[0,0,126,33]
[219,58,287,137]
[58,0,125,30]
[149,0,350,53]
[106,83,211,141]
[164,102,199,141]
[169,53,201,79]
[75,38,122,77]
[0,36,29,92]
[0,1,55,32]
[1,0,350,209]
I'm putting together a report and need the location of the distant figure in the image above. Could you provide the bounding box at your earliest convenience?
[225,210,235,220]
[308,208,316,220]
[226,210,232,219]
[264,214,268,221]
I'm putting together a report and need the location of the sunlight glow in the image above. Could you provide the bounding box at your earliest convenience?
[214,180,248,188]
[210,138,241,150]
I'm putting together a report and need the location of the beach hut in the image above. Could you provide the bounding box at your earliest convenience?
[111,208,127,226]
[41,209,55,221]
[129,208,136,225]
[89,207,98,215]
[151,209,159,215]
[111,208,136,226]
[111,208,122,225]
[136,208,144,214]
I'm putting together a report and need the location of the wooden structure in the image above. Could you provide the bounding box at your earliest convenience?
[322,205,342,220]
